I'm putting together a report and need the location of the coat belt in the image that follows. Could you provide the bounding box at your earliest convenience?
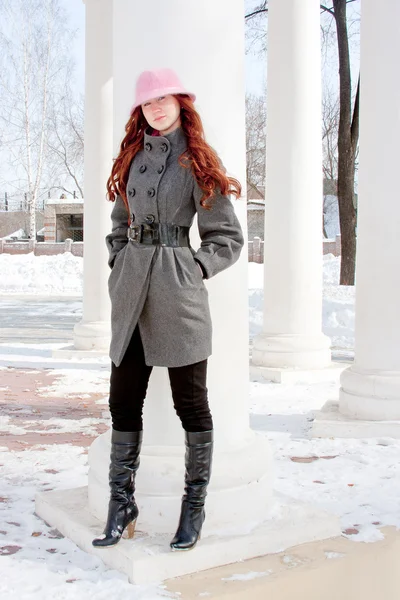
[127,222,190,247]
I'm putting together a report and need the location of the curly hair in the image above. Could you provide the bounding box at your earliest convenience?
[106,94,242,214]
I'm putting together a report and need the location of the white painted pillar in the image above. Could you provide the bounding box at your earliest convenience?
[73,0,113,351]
[88,0,272,535]
[252,0,331,370]
[340,0,400,420]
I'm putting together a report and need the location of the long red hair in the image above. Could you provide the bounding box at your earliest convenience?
[106,95,242,212]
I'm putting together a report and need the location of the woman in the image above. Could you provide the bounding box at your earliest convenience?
[92,68,244,551]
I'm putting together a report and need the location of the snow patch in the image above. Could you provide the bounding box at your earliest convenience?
[221,571,272,581]
[0,252,82,295]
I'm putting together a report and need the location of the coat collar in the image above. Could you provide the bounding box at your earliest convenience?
[143,125,188,159]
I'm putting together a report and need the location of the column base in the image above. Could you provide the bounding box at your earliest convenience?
[340,366,400,420]
[87,430,274,535]
[35,486,341,585]
[250,361,347,384]
[312,400,400,439]
[73,320,110,352]
[252,333,332,370]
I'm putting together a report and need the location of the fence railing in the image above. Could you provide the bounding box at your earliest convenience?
[0,195,46,212]
[0,190,80,212]
[0,236,342,262]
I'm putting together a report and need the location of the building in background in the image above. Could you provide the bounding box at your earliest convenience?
[44,197,84,242]
[247,184,265,240]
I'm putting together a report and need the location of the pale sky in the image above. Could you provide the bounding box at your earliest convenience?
[63,0,267,97]
[64,0,360,100]
[63,0,85,94]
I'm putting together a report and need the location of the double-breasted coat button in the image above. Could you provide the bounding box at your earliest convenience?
[145,214,155,224]
[157,165,164,174]
[130,213,135,222]
[145,142,152,152]
[147,188,156,197]
[139,165,147,173]
[160,143,168,152]
[128,188,136,197]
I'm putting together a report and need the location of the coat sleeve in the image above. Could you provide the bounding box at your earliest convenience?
[105,195,129,269]
[192,179,244,280]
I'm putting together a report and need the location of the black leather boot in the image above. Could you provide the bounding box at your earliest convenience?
[170,430,213,551]
[92,429,142,548]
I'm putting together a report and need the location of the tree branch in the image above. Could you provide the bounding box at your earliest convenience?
[245,2,355,20]
[320,4,335,16]
[245,8,268,20]
[321,0,357,17]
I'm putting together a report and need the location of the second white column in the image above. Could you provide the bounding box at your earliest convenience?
[252,0,331,370]
[339,0,400,421]
[74,0,113,351]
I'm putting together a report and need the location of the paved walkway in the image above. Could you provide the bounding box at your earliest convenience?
[0,296,82,343]
[0,296,109,452]
[0,295,351,453]
[0,367,109,451]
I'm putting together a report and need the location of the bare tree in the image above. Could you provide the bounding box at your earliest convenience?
[46,82,84,198]
[245,0,360,284]
[322,86,340,181]
[0,0,75,238]
[330,0,360,284]
[245,92,266,198]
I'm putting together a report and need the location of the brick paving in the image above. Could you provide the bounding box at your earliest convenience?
[0,362,114,574]
[0,367,109,451]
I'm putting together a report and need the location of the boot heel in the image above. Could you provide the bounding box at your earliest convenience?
[123,518,137,540]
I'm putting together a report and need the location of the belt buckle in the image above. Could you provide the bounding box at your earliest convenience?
[129,224,143,243]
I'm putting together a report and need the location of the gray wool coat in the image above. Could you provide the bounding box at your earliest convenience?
[106,125,244,368]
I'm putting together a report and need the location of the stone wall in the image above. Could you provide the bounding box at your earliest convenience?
[0,239,83,257]
[0,211,45,238]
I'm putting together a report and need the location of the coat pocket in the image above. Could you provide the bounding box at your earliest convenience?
[108,244,128,295]
[191,257,204,283]
[112,244,127,269]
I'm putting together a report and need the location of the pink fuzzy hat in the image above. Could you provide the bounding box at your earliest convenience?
[130,68,196,114]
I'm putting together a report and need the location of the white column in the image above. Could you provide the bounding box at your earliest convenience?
[88,0,272,535]
[252,0,331,370]
[73,0,113,351]
[339,0,400,420]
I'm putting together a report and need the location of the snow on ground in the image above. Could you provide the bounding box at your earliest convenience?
[250,374,400,543]
[0,341,110,370]
[322,254,355,349]
[1,360,400,600]
[221,570,272,581]
[0,251,395,596]
[249,254,355,349]
[0,252,355,349]
[38,369,110,399]
[1,228,27,241]
[0,444,177,599]
[0,252,82,295]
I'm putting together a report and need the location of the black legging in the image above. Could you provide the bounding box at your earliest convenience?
[109,326,213,433]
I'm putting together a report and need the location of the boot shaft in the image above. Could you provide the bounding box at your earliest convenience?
[109,429,143,500]
[183,430,213,504]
